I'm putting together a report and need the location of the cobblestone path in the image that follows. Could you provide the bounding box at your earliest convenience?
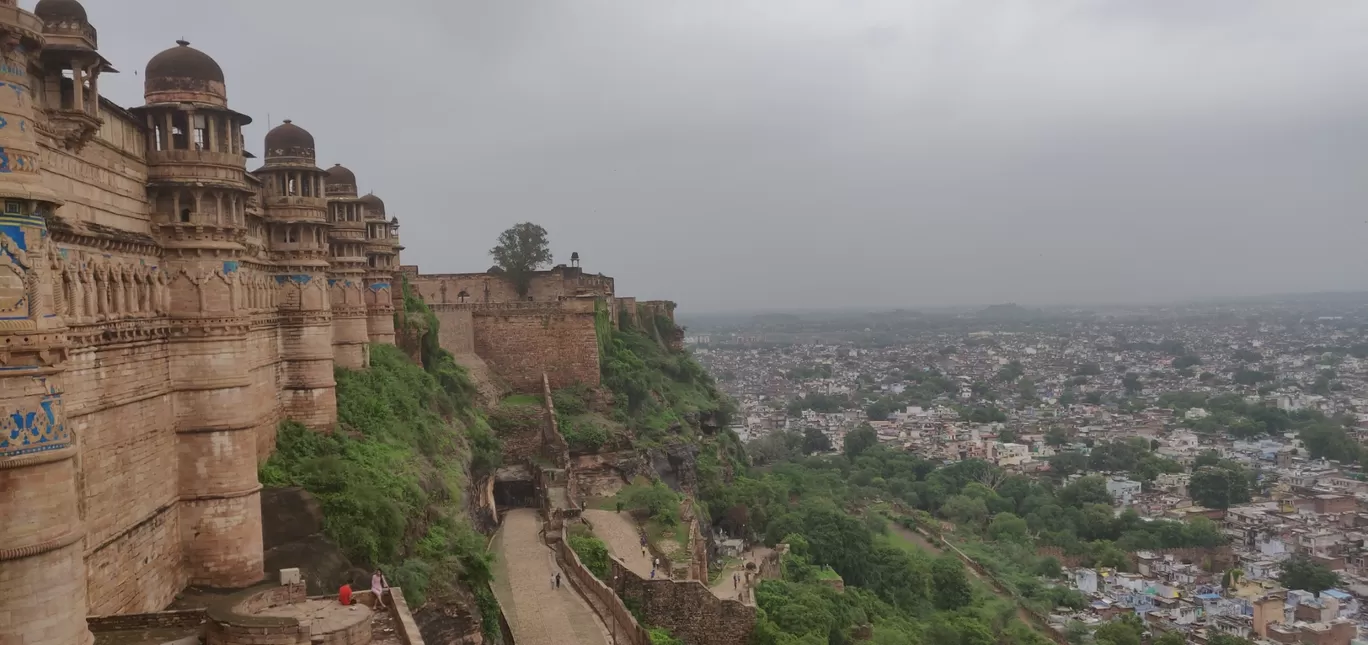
[490,509,610,645]
[582,509,655,578]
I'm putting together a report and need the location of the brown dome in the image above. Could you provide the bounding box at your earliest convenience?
[359,193,385,215]
[145,40,226,105]
[264,119,315,163]
[327,164,356,185]
[326,164,358,197]
[34,0,87,22]
[147,40,223,83]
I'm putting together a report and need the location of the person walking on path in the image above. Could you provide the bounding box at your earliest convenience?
[551,573,557,589]
[733,573,739,589]
[555,572,562,589]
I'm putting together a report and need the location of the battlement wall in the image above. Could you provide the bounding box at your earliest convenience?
[409,266,614,306]
[469,300,601,393]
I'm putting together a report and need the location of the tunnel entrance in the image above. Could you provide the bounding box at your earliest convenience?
[494,465,537,508]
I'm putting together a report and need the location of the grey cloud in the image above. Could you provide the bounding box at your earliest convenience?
[84,0,1368,312]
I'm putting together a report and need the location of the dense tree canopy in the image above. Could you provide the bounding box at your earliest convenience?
[489,222,553,297]
[1278,554,1341,594]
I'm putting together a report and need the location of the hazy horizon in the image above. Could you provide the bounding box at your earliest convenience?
[88,1,1368,312]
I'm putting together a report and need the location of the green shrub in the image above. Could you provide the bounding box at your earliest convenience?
[569,534,611,579]
[560,415,610,451]
[648,628,684,645]
[553,384,592,416]
[617,479,681,525]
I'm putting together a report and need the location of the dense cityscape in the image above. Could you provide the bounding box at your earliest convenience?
[689,295,1368,645]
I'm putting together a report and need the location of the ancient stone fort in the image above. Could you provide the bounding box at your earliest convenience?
[0,2,675,643]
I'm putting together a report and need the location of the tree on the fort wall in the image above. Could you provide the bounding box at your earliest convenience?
[489,222,553,297]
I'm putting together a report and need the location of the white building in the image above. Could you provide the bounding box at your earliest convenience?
[1106,477,1143,505]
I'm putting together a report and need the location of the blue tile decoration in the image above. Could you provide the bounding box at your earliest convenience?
[222,260,239,274]
[368,282,390,292]
[0,388,69,457]
[274,274,312,285]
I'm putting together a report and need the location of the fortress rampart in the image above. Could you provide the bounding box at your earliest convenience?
[0,3,672,643]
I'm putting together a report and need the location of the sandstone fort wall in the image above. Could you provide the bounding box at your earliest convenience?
[0,6,669,643]
[468,300,601,392]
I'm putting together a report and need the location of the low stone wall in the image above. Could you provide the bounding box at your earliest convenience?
[607,557,755,645]
[680,499,708,581]
[87,608,208,633]
[205,583,311,645]
[386,588,426,645]
[553,527,651,645]
[541,373,571,469]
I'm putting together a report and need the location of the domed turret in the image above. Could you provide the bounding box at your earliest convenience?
[359,192,385,216]
[145,40,226,106]
[325,164,358,197]
[263,119,316,166]
[35,0,86,22]
[36,0,101,60]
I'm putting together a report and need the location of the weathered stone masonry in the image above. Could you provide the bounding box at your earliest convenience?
[0,2,676,643]
[0,3,404,643]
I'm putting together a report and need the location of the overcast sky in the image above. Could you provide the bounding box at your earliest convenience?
[82,0,1368,313]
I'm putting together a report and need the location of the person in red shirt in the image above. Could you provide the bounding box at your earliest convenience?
[338,583,353,606]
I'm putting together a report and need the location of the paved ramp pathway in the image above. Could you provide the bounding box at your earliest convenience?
[582,509,655,578]
[490,509,610,645]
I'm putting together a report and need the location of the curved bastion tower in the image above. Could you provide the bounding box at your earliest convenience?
[325,163,371,368]
[360,192,399,344]
[257,120,336,430]
[0,2,88,645]
[129,39,264,589]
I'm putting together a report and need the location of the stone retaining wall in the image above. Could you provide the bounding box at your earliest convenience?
[606,556,755,645]
[385,588,426,645]
[87,608,208,632]
[553,526,651,645]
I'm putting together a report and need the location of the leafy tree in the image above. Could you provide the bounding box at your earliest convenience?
[1058,390,1077,406]
[1084,392,1103,405]
[844,424,878,460]
[1094,616,1143,645]
[489,222,553,297]
[866,398,896,421]
[1045,427,1071,447]
[1035,556,1062,579]
[1122,372,1143,394]
[930,555,973,611]
[1232,368,1272,386]
[617,479,682,524]
[1075,363,1102,376]
[1277,554,1341,594]
[996,360,1026,382]
[1233,349,1264,363]
[988,512,1029,541]
[1059,475,1112,507]
[1172,355,1202,369]
[1189,465,1250,510]
[569,534,611,579]
[1153,632,1186,645]
[747,430,801,465]
[802,427,832,455]
[1048,452,1089,478]
[1018,378,1038,400]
